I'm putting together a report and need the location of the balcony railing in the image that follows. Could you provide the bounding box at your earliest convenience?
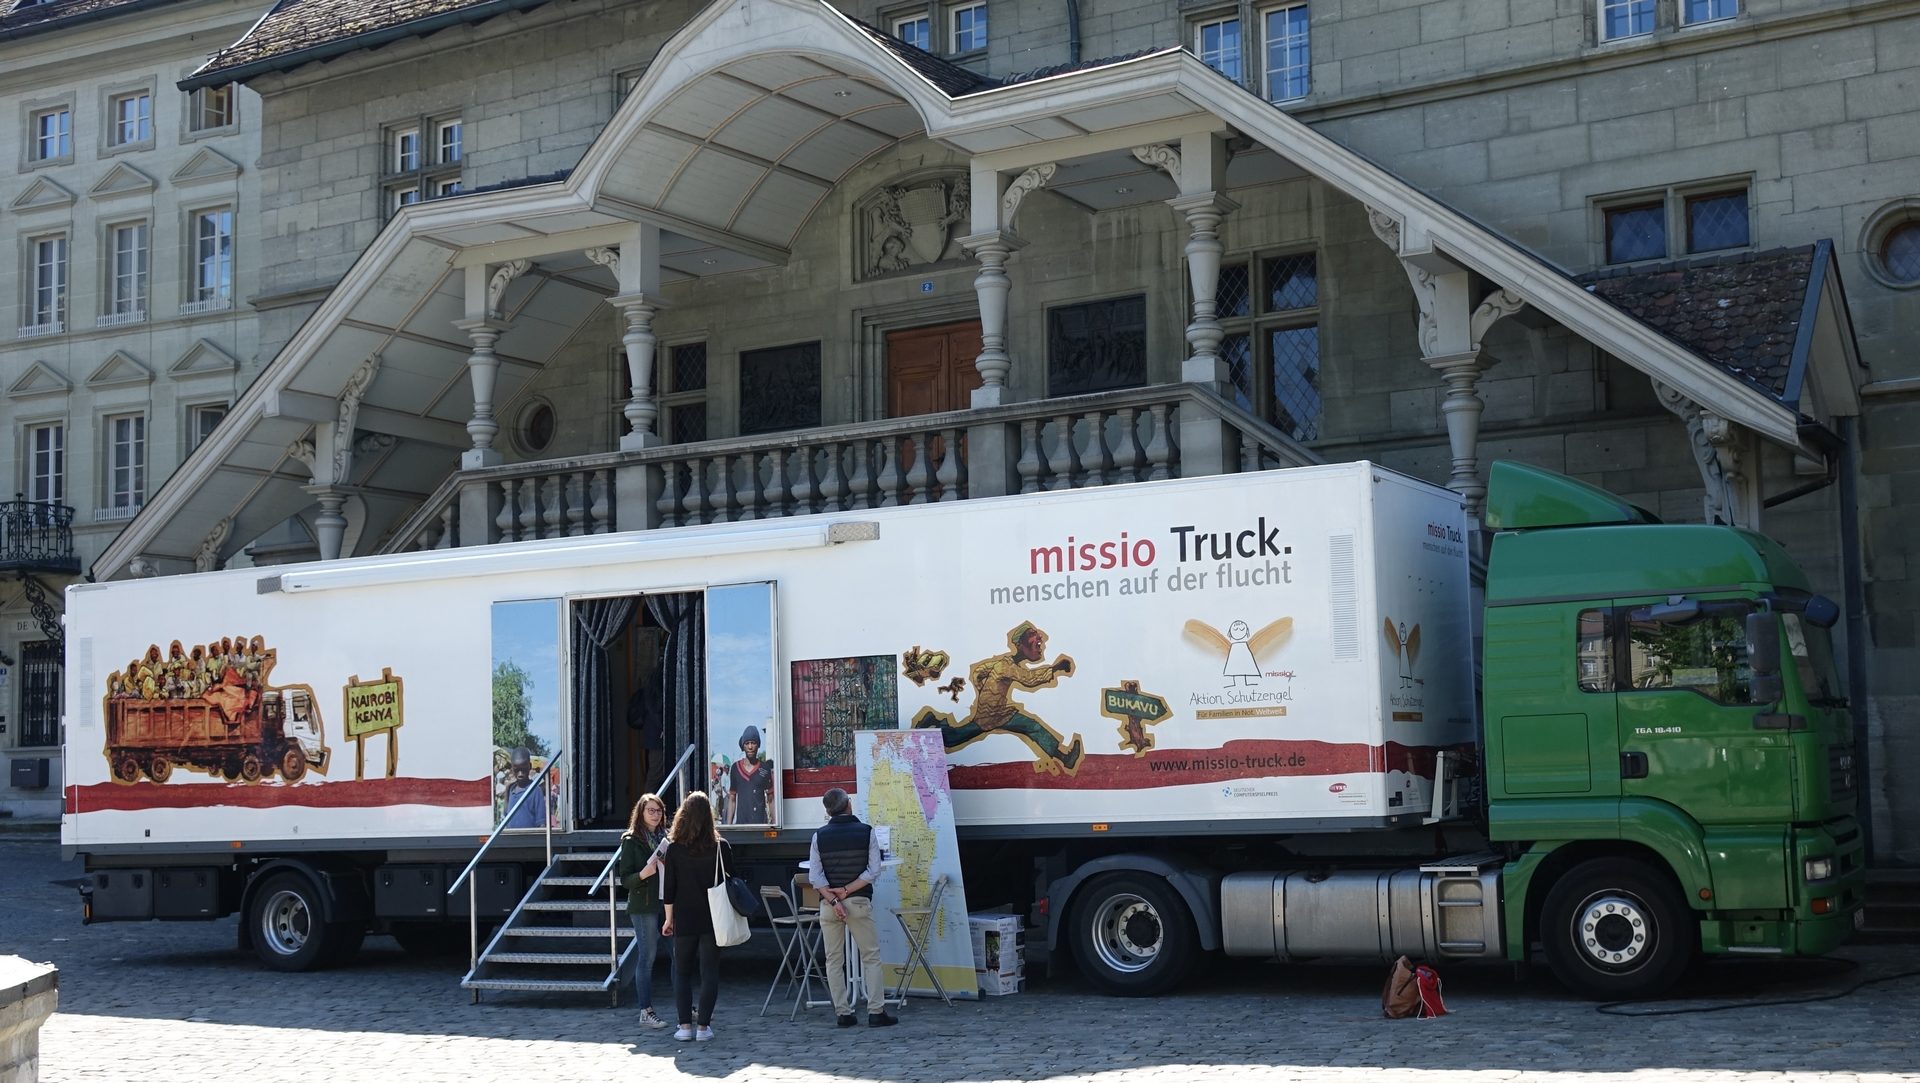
[0,498,81,575]
[380,383,1318,554]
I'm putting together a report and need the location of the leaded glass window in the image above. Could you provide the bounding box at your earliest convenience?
[739,341,822,435]
[1686,190,1748,253]
[1046,295,1148,397]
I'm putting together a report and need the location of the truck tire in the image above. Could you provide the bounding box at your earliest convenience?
[148,755,172,783]
[113,752,139,782]
[249,871,354,972]
[1068,872,1197,997]
[280,747,307,782]
[240,754,263,783]
[1540,858,1693,1000]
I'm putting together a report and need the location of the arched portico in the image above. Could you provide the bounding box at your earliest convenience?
[95,0,1840,579]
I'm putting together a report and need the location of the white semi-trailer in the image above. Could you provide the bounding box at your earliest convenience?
[62,461,1860,998]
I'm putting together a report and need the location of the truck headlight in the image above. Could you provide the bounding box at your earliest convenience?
[1803,857,1834,882]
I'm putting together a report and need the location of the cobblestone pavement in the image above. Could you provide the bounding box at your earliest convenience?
[5,838,1918,1082]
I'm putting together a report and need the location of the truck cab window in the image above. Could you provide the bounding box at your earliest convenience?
[1782,613,1845,705]
[1625,612,1753,704]
[1576,609,1612,692]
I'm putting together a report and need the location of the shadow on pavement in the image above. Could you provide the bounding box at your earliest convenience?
[9,840,1917,1079]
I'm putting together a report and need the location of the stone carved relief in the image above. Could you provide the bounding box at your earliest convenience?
[194,517,232,573]
[857,173,970,280]
[999,162,1056,227]
[487,259,534,318]
[1653,379,1755,528]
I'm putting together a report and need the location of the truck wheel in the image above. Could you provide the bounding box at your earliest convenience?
[114,753,140,782]
[1068,872,1197,997]
[148,755,173,783]
[249,872,343,972]
[1541,858,1693,1000]
[221,759,241,782]
[280,748,307,783]
[240,754,263,783]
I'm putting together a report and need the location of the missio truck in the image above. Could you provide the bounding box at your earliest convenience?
[59,461,1862,999]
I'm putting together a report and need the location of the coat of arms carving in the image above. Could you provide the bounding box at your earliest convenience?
[858,174,970,280]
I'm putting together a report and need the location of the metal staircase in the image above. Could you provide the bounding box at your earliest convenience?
[462,848,633,1004]
[450,745,698,1004]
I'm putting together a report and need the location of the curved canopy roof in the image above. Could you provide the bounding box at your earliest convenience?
[98,0,1817,580]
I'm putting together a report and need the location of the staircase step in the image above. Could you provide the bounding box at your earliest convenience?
[502,925,635,938]
[483,951,623,966]
[462,977,615,992]
[540,876,617,888]
[554,851,617,863]
[522,900,613,912]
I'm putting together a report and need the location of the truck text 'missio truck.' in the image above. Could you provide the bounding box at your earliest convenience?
[61,461,1861,999]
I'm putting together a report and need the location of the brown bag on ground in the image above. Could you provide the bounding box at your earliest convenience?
[1381,955,1421,1018]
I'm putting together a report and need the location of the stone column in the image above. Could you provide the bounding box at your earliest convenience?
[608,293,666,450]
[1425,350,1492,519]
[961,230,1026,408]
[305,485,348,561]
[1167,192,1240,390]
[453,317,509,469]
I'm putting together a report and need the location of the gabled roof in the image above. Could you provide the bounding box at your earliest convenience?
[183,0,557,89]
[1578,241,1864,416]
[1580,246,1814,402]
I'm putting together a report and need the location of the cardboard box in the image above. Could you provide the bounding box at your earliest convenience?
[979,967,1025,996]
[969,913,1024,979]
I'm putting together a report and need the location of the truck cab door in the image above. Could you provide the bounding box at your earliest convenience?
[1483,604,1621,824]
[1614,597,1794,825]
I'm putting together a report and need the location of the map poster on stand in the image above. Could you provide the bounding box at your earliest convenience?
[854,729,977,999]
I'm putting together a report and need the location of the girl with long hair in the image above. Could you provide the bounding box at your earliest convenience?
[612,792,673,1029]
[659,790,735,1042]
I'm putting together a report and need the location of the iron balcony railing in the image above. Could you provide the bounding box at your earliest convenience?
[0,498,81,575]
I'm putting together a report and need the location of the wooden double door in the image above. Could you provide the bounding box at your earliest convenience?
[886,319,983,417]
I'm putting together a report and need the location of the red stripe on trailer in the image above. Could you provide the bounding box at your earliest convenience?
[945,738,1377,790]
[65,776,490,812]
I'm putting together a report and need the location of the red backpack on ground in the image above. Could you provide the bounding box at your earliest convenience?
[1382,955,1449,1018]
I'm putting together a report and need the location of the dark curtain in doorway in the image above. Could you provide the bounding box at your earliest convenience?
[571,596,638,826]
[645,593,706,804]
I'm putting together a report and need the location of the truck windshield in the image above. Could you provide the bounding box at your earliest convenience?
[1782,613,1845,706]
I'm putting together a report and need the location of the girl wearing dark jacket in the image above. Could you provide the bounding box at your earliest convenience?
[611,793,672,1029]
[660,790,735,1042]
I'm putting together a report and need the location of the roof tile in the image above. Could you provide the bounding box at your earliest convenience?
[1576,246,1816,401]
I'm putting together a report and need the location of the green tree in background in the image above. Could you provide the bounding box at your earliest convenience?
[492,660,551,758]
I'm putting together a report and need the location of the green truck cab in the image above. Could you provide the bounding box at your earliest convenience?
[1480,462,1862,998]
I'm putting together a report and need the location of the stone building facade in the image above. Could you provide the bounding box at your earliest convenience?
[83,0,1915,865]
[0,0,263,817]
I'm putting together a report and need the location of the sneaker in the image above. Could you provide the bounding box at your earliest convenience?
[836,1014,858,1028]
[639,1008,668,1030]
[868,1013,897,1027]
[695,1026,715,1042]
[673,1026,694,1042]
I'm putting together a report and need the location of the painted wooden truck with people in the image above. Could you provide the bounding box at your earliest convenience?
[60,460,1861,1000]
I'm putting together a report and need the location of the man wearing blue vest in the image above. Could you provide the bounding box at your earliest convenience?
[808,788,896,1028]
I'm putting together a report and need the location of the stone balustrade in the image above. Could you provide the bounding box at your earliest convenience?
[381,384,1316,554]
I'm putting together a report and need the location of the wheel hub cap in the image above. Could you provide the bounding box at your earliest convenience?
[262,890,312,956]
[1092,894,1161,974]
[1577,892,1649,968]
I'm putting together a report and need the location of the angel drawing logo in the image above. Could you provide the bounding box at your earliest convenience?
[1183,617,1293,688]
[1383,619,1422,688]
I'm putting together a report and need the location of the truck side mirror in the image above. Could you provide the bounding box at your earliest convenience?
[1747,611,1782,703]
[1804,595,1840,629]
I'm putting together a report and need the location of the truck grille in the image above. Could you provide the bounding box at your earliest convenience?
[1827,745,1857,806]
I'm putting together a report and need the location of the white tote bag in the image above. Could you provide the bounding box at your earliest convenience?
[706,845,751,947]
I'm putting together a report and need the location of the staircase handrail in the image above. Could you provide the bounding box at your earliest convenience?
[590,743,698,894]
[450,750,562,978]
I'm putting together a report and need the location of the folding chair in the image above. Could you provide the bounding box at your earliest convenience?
[888,873,953,1006]
[759,883,826,1019]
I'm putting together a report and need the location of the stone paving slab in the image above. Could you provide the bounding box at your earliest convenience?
[5,841,1917,1082]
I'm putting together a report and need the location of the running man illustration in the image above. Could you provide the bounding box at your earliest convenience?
[1182,617,1294,687]
[912,621,1085,775]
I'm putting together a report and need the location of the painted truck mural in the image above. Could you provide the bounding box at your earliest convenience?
[104,637,329,785]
